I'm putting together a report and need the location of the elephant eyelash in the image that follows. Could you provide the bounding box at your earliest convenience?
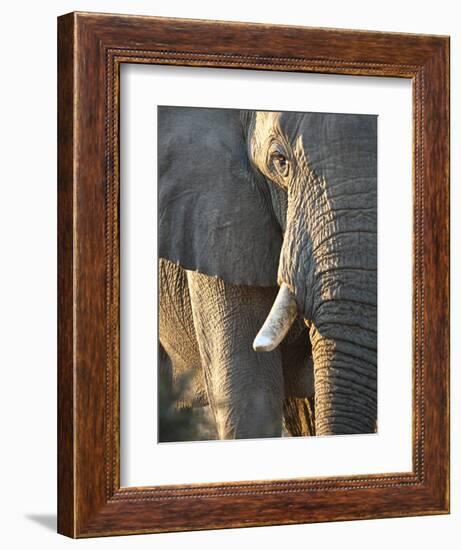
[271,152,290,178]
[274,153,287,166]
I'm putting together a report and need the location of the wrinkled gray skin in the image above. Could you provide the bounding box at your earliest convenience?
[159,258,313,439]
[158,106,376,438]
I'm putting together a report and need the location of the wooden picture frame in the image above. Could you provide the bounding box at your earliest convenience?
[57,12,450,538]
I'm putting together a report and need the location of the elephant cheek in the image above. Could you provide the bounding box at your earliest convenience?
[276,220,315,324]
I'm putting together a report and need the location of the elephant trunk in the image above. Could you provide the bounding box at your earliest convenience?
[309,296,377,434]
[293,180,376,434]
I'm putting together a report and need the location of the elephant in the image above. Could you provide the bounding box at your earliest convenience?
[158,105,377,439]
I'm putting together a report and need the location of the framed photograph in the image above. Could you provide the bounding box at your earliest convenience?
[57,12,450,537]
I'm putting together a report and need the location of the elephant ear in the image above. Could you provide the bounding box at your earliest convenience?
[158,107,282,287]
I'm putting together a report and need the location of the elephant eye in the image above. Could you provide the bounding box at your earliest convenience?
[272,153,290,178]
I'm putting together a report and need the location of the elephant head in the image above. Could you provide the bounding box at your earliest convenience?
[158,106,377,436]
[250,111,377,435]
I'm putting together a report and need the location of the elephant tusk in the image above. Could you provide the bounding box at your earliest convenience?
[253,283,298,352]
